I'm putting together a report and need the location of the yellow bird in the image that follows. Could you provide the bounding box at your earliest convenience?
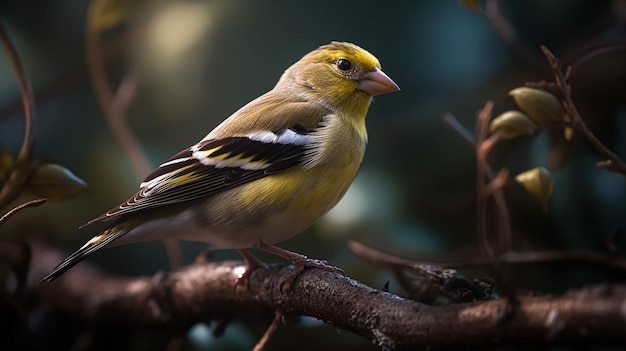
[41,41,400,285]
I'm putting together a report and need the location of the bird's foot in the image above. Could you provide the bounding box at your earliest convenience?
[257,242,344,292]
[234,249,267,290]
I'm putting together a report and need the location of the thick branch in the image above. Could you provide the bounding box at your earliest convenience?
[33,247,626,348]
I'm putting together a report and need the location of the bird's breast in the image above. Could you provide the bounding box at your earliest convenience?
[191,113,367,247]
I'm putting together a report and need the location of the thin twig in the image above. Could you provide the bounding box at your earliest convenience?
[0,22,38,210]
[0,31,131,123]
[474,110,518,301]
[0,198,47,227]
[475,101,495,257]
[85,1,151,177]
[485,169,509,195]
[253,310,284,351]
[485,0,545,69]
[349,241,626,273]
[570,45,626,78]
[0,24,36,160]
[442,113,476,146]
[540,45,626,175]
[84,0,183,269]
[491,178,512,253]
[445,112,513,254]
[110,69,141,140]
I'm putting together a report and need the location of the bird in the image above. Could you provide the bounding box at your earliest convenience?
[40,41,400,286]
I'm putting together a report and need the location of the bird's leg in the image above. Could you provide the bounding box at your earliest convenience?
[235,249,266,288]
[258,242,344,291]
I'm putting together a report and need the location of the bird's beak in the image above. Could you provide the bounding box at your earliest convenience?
[358,68,400,96]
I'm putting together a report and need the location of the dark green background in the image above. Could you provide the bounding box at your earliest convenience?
[1,0,624,350]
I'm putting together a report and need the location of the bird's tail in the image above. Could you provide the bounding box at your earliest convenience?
[39,227,130,284]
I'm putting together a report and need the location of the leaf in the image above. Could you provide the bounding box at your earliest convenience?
[26,163,87,202]
[459,0,484,14]
[515,167,554,213]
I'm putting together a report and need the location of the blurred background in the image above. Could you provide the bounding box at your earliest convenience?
[1,0,625,350]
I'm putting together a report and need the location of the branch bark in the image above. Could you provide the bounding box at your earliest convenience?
[32,247,626,348]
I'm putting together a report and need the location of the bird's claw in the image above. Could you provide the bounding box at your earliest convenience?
[234,249,267,291]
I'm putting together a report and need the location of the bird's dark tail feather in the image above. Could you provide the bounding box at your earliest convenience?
[39,227,130,284]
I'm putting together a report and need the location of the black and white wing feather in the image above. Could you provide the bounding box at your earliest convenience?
[83,128,315,226]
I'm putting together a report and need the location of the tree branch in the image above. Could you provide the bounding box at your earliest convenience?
[32,247,626,348]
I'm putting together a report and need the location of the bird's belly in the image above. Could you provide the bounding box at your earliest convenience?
[116,151,362,249]
[162,207,324,248]
[222,208,326,247]
[110,192,334,249]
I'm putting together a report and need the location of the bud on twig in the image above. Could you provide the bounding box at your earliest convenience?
[509,87,565,126]
[515,167,554,213]
[489,110,537,139]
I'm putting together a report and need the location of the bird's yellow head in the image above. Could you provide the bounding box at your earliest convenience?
[279,42,399,116]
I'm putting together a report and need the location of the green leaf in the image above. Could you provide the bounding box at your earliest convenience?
[26,163,87,202]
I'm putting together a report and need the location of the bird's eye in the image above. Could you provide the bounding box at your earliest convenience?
[336,58,352,71]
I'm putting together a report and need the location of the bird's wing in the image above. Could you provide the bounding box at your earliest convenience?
[82,99,331,227]
[83,133,313,226]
